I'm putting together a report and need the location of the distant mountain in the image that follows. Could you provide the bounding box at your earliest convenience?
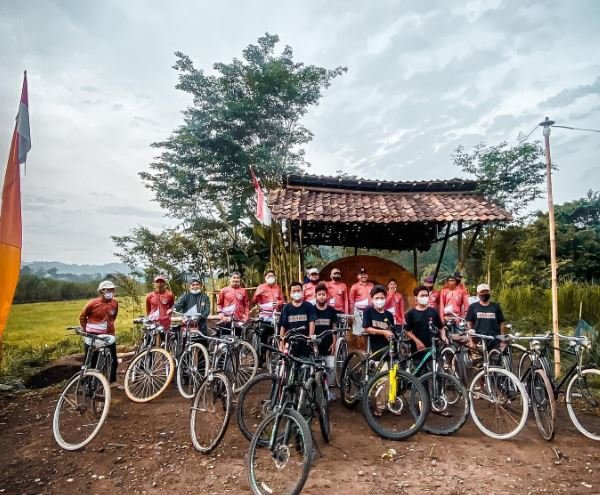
[23,261,130,276]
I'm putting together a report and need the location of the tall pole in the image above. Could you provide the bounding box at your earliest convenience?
[540,117,561,377]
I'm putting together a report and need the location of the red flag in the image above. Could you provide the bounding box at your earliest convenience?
[249,167,271,226]
[0,72,30,341]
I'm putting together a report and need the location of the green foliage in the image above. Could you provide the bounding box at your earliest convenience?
[14,273,99,303]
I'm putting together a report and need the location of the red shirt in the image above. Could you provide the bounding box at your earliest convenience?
[428,289,440,310]
[218,286,249,321]
[349,282,374,312]
[326,281,349,313]
[439,287,468,319]
[253,283,284,318]
[385,292,406,325]
[79,297,119,335]
[303,281,319,305]
[146,290,175,328]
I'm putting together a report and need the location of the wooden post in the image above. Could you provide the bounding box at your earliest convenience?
[298,220,305,281]
[457,220,463,270]
[413,248,418,279]
[541,117,561,377]
[433,223,451,284]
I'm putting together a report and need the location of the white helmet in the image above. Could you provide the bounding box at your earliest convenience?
[98,280,116,291]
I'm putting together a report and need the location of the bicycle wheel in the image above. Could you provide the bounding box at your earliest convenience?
[190,372,233,453]
[247,408,312,495]
[229,340,259,393]
[419,371,469,436]
[440,347,467,385]
[334,337,348,388]
[362,369,429,441]
[531,368,556,441]
[340,351,366,409]
[124,348,175,403]
[95,348,113,383]
[469,368,528,440]
[517,352,532,381]
[53,370,110,450]
[237,373,278,442]
[566,368,600,441]
[177,343,210,399]
[315,371,331,443]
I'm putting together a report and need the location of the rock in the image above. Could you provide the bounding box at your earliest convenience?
[357,470,365,477]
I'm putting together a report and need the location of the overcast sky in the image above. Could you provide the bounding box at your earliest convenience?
[1,0,599,264]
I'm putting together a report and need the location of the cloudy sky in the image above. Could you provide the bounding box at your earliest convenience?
[1,0,599,264]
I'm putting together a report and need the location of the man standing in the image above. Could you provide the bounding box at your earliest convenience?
[252,270,285,320]
[217,272,249,322]
[173,277,210,334]
[423,275,440,310]
[362,285,395,354]
[303,268,320,305]
[326,267,349,314]
[404,286,445,357]
[466,283,506,342]
[279,282,316,357]
[349,268,374,335]
[439,274,468,320]
[79,280,119,385]
[384,279,405,326]
[146,275,175,329]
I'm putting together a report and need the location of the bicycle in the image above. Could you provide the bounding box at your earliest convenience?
[333,313,352,387]
[175,315,210,399]
[245,311,281,372]
[467,331,529,440]
[123,317,176,403]
[53,326,113,450]
[519,332,600,441]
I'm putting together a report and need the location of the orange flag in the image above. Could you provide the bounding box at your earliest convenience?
[0,72,30,341]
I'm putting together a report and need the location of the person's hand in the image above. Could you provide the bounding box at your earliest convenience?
[166,308,173,315]
[415,339,425,351]
[384,330,395,341]
[329,343,335,354]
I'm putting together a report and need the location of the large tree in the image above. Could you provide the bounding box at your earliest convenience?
[114,34,346,283]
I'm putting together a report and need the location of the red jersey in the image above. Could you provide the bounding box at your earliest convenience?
[303,281,319,305]
[385,292,405,325]
[146,290,175,328]
[218,286,249,321]
[253,283,284,319]
[326,281,349,313]
[79,297,119,335]
[349,282,374,312]
[439,288,468,319]
[428,289,440,310]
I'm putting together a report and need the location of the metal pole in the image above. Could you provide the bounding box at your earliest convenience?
[540,117,561,377]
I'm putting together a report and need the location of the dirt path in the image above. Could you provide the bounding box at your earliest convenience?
[1,381,598,495]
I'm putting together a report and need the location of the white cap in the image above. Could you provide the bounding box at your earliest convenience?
[98,280,116,291]
[307,268,319,275]
[476,283,491,293]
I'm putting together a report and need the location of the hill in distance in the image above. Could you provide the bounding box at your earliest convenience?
[23,261,130,276]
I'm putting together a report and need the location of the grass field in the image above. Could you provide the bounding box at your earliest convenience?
[1,297,145,383]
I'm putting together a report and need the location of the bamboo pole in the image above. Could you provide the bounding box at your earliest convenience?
[541,117,561,377]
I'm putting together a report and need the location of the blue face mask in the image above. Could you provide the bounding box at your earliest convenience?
[291,292,303,301]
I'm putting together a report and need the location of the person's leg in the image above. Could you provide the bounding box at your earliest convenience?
[108,342,118,383]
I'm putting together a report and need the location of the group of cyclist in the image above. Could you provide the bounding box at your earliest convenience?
[77,266,506,391]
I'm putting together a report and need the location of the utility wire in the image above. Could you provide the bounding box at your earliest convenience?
[519,124,540,142]
[552,124,600,134]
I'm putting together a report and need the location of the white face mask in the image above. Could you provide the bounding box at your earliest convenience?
[373,299,385,309]
[266,276,276,285]
[291,292,303,301]
[417,296,429,306]
[103,292,114,300]
[190,289,201,295]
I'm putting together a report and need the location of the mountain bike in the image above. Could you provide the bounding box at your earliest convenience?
[467,331,529,440]
[123,318,175,403]
[53,327,113,450]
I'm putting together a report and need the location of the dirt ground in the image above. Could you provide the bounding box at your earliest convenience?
[1,370,599,495]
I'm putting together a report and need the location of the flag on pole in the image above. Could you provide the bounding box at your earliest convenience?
[249,167,271,226]
[0,72,30,340]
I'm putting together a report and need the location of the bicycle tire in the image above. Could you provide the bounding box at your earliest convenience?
[362,369,429,441]
[237,373,278,442]
[334,337,348,388]
[517,352,532,381]
[190,371,233,453]
[419,371,469,436]
[124,347,175,403]
[315,371,331,443]
[247,408,312,495]
[440,347,467,385]
[177,343,210,399]
[531,368,556,441]
[565,367,600,441]
[96,348,113,383]
[469,367,528,440]
[340,351,366,410]
[223,340,258,393]
[53,370,110,451]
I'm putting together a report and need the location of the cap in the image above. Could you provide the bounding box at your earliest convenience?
[307,268,319,275]
[188,276,202,284]
[424,276,434,283]
[358,267,368,274]
[154,274,167,282]
[98,280,116,291]
[453,271,463,279]
[477,283,491,293]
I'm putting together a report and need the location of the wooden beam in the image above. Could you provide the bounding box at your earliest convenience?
[433,223,451,285]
